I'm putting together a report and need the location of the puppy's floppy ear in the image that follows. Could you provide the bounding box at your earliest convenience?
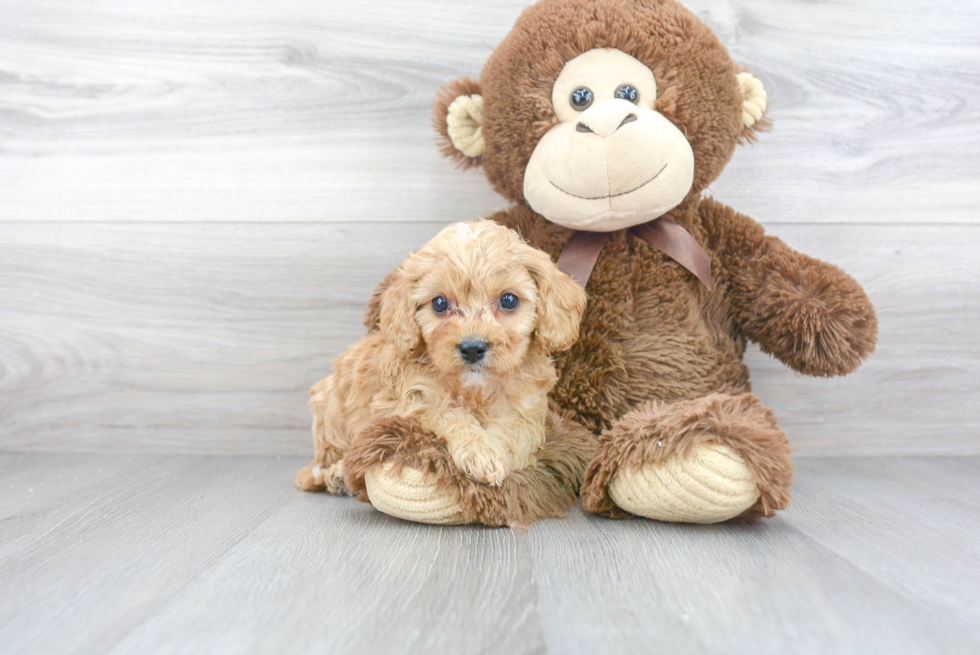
[364,267,400,330]
[433,77,484,169]
[378,265,421,354]
[519,245,588,353]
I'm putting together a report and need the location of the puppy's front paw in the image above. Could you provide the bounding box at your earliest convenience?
[321,461,348,496]
[452,442,511,486]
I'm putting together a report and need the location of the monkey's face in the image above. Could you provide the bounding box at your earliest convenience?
[522,48,696,232]
[433,0,770,231]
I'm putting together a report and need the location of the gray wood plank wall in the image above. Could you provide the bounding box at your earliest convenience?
[2,0,978,455]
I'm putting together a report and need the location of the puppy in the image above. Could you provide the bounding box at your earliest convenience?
[296,220,587,491]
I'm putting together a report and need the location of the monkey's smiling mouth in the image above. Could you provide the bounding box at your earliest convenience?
[549,163,668,201]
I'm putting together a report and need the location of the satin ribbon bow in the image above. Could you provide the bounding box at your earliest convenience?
[555,218,712,290]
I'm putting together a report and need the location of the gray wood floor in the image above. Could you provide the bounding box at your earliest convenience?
[1,454,978,654]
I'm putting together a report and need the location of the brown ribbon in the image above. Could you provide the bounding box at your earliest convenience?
[556,218,712,290]
[555,230,611,287]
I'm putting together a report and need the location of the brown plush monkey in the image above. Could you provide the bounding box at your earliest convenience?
[350,0,877,525]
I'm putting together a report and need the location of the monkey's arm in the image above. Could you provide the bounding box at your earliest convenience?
[701,198,877,377]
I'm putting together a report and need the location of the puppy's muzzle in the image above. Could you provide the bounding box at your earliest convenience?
[457,339,488,364]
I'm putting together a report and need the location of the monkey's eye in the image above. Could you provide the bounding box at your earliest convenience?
[431,296,449,314]
[570,87,593,111]
[499,293,519,310]
[615,84,639,103]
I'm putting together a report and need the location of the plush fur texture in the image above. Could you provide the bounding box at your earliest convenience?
[344,409,598,528]
[419,0,878,522]
[297,220,588,501]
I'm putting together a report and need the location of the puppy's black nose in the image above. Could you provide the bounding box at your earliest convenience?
[457,339,488,364]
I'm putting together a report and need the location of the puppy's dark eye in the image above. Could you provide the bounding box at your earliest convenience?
[615,84,638,103]
[570,87,593,111]
[499,293,519,310]
[431,296,449,314]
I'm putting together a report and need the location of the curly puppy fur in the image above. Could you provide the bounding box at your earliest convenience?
[344,409,598,528]
[296,220,587,493]
[416,0,877,521]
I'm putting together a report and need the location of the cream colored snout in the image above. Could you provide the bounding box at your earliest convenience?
[523,99,695,232]
[575,100,638,138]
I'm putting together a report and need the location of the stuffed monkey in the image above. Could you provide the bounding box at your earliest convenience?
[353,0,877,525]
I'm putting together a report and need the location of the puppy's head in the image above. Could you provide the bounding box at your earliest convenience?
[379,220,586,378]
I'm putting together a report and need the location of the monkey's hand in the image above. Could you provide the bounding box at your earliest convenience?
[703,198,878,377]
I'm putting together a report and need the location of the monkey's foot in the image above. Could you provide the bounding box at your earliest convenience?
[582,393,794,523]
[363,463,467,525]
[608,443,759,523]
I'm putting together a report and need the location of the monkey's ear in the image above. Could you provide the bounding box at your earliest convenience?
[433,77,485,168]
[736,71,771,142]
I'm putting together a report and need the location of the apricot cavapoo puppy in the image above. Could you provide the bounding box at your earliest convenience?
[296,220,587,492]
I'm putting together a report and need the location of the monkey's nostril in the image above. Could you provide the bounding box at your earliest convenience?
[618,113,638,130]
[457,339,489,364]
[575,122,593,133]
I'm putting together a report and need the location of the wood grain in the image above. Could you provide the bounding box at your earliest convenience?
[0,454,977,654]
[0,0,977,224]
[0,455,298,655]
[788,458,980,625]
[1,221,976,455]
[1,0,978,455]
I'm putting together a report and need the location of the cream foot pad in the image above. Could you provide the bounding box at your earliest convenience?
[363,463,468,525]
[608,442,759,523]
